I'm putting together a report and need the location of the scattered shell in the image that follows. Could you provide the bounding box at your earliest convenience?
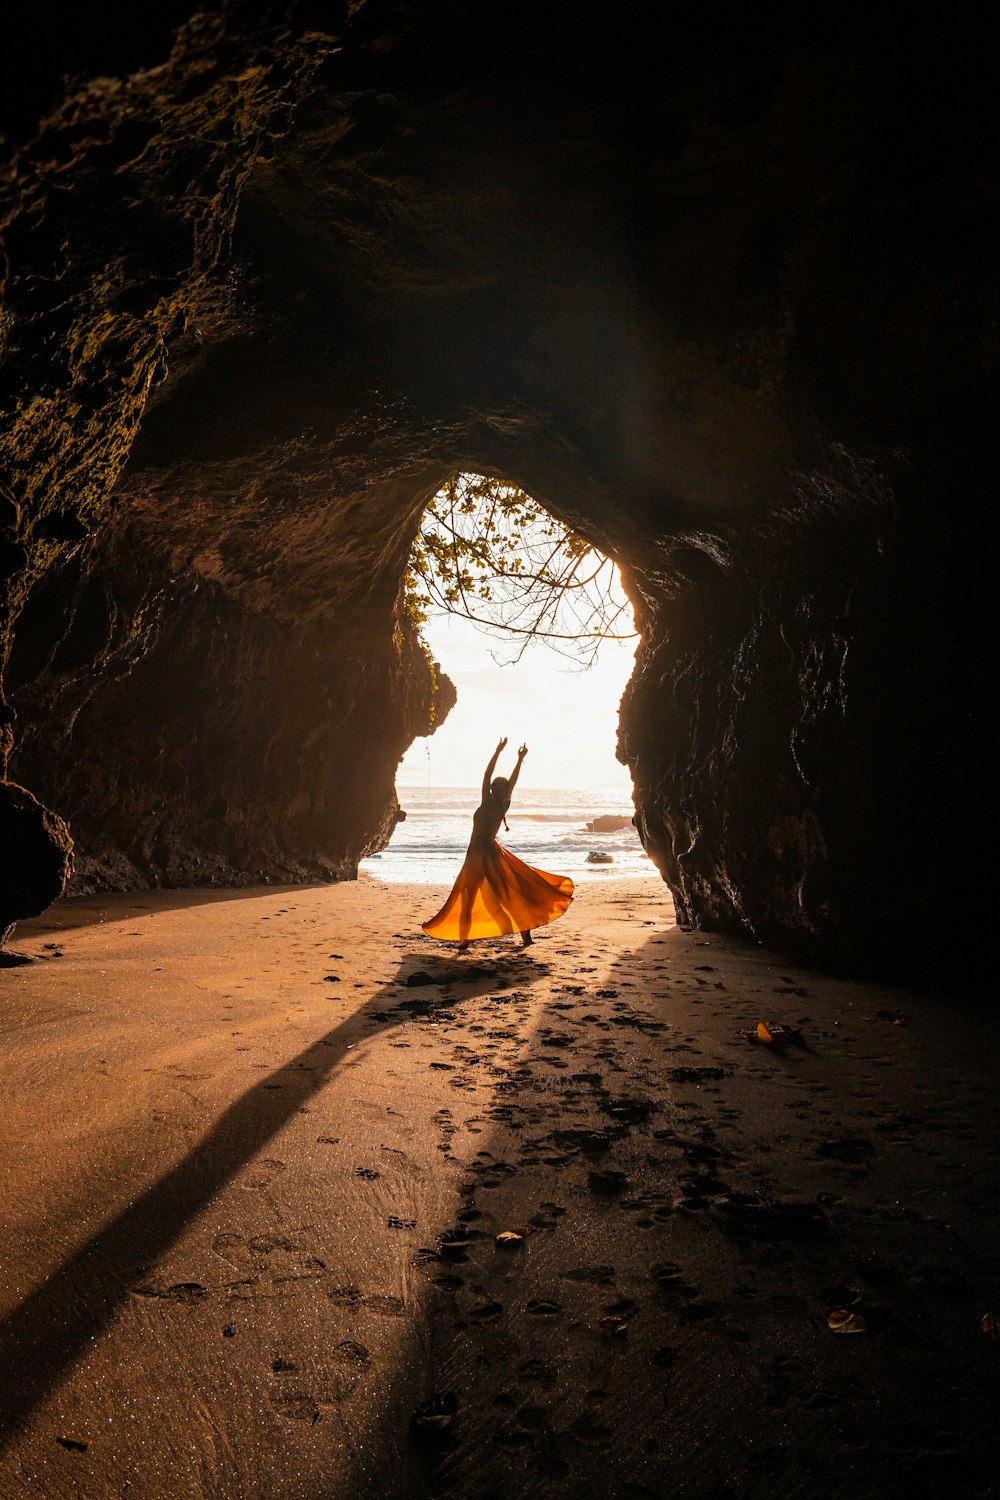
[438,1236,473,1262]
[495,1231,524,1248]
[828,1308,867,1334]
[526,1298,561,1316]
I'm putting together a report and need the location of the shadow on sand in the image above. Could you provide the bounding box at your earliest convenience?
[0,944,550,1446]
[8,883,335,940]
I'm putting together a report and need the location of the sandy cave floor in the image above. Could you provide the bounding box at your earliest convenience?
[0,876,998,1499]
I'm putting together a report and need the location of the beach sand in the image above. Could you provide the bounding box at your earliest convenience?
[1,876,997,1498]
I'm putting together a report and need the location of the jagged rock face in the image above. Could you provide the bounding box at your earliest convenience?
[1,3,993,970]
[623,454,980,971]
[6,449,455,889]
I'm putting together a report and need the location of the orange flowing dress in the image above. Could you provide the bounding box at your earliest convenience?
[422,796,574,942]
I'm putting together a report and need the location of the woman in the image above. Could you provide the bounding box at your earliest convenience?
[422,738,574,946]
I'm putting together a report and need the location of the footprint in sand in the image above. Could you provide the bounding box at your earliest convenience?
[269,1390,320,1423]
[587,1169,630,1197]
[332,1339,371,1364]
[212,1231,326,1284]
[518,1358,558,1387]
[326,1286,404,1316]
[561,1266,616,1286]
[365,1294,405,1316]
[130,1280,208,1302]
[568,1414,614,1449]
[468,1300,504,1323]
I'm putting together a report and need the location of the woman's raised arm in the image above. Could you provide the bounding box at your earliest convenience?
[507,743,528,794]
[482,737,508,800]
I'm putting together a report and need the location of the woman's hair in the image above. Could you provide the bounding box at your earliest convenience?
[490,776,510,799]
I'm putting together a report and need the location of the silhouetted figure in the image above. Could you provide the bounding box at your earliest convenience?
[422,738,574,946]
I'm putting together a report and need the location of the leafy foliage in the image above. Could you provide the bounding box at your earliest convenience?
[406,473,635,665]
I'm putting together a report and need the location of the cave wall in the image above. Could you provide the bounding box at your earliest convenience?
[0,6,341,912]
[1,1,994,971]
[6,444,456,889]
[622,451,985,971]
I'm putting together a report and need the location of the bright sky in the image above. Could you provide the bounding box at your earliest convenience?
[397,592,638,791]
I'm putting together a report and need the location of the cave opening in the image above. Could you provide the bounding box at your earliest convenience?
[363,471,651,885]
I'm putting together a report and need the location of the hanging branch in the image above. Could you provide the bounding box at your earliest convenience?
[405,473,637,666]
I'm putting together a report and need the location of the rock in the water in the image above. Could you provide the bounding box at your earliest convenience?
[586,851,614,865]
[586,815,635,833]
[0,782,74,945]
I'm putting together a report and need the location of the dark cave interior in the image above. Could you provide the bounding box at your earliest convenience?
[0,0,994,974]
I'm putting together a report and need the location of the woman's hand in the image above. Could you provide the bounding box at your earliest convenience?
[497,737,508,752]
[518,743,528,759]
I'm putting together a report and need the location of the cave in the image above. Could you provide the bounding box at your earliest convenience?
[2,2,992,974]
[1,3,996,1495]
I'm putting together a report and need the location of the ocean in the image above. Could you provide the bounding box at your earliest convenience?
[361,786,654,884]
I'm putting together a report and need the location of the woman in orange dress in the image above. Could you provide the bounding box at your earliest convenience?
[422,738,574,946]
